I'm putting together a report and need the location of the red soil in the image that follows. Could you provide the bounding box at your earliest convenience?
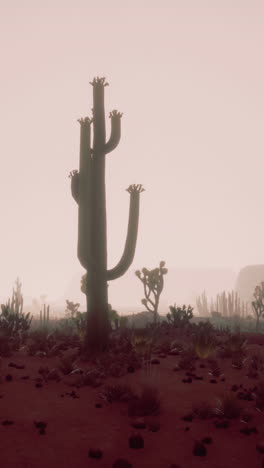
[0,333,264,468]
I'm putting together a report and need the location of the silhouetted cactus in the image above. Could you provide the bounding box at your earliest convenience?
[69,77,144,351]
[252,282,264,331]
[135,261,167,324]
[39,304,50,326]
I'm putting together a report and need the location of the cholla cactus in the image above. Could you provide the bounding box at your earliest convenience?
[135,261,168,324]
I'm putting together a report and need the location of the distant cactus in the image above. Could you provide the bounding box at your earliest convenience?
[39,304,50,326]
[166,304,193,327]
[70,77,144,352]
[65,300,80,318]
[135,261,167,324]
[252,282,264,332]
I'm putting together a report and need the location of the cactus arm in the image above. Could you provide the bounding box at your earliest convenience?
[104,110,123,154]
[69,170,79,203]
[106,185,144,281]
[90,77,108,152]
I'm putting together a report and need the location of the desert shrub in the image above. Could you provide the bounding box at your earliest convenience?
[27,328,55,355]
[231,354,248,369]
[192,401,214,420]
[128,384,161,417]
[0,303,32,344]
[178,348,196,370]
[99,383,135,403]
[192,327,217,359]
[213,392,242,419]
[57,354,78,375]
[219,331,248,358]
[166,304,193,328]
[130,329,154,361]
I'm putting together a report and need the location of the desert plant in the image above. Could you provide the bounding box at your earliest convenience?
[39,304,50,326]
[166,304,193,328]
[99,383,135,403]
[135,261,167,325]
[192,327,217,359]
[192,401,214,420]
[128,384,161,417]
[130,329,153,362]
[196,290,210,316]
[58,354,78,375]
[213,391,242,419]
[70,77,144,352]
[65,300,80,317]
[219,331,248,358]
[251,282,264,332]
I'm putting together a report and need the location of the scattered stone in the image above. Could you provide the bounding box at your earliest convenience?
[35,351,46,357]
[214,419,229,429]
[129,433,144,449]
[209,379,217,384]
[21,376,30,380]
[95,403,102,408]
[202,436,213,444]
[193,441,207,456]
[127,366,135,373]
[231,384,239,392]
[112,458,132,468]
[150,359,160,365]
[88,448,103,459]
[131,418,146,429]
[256,442,264,454]
[240,426,258,435]
[181,414,193,422]
[5,374,13,381]
[2,420,14,426]
[8,362,25,369]
[148,422,160,432]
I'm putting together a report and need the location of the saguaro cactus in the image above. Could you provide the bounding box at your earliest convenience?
[69,77,144,352]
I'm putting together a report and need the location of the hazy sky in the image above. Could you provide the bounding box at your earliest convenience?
[0,1,264,305]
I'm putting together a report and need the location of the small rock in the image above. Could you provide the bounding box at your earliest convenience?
[150,358,160,365]
[148,422,160,432]
[2,420,14,426]
[193,441,207,457]
[5,374,13,381]
[112,459,132,468]
[95,403,102,408]
[129,433,144,449]
[131,418,146,429]
[35,351,46,357]
[202,436,213,444]
[88,448,103,459]
[256,442,264,454]
[214,419,229,428]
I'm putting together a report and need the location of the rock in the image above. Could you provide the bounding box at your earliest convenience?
[129,433,144,449]
[131,418,146,429]
[88,448,103,459]
[193,441,207,456]
[256,442,264,454]
[112,458,132,468]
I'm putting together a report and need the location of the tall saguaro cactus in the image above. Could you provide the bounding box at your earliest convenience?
[69,77,144,352]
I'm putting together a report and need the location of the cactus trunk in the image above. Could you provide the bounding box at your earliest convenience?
[70,77,144,352]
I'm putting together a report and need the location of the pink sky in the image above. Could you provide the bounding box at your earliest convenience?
[0,2,263,306]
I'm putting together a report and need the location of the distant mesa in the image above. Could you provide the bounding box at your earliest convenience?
[235,264,264,306]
